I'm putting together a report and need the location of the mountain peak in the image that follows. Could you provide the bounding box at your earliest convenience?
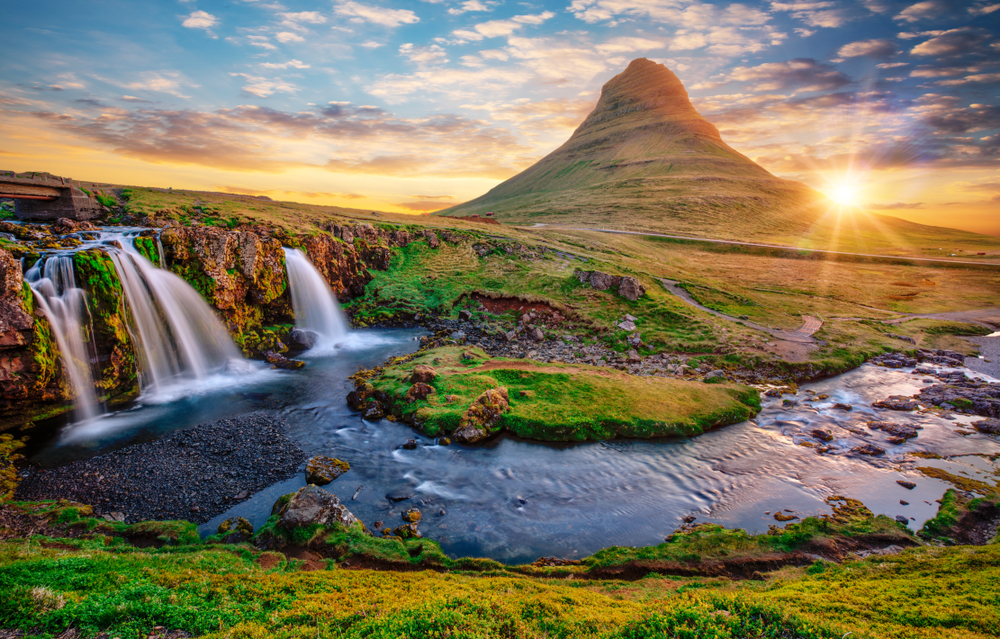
[578,58,720,140]
[435,58,821,237]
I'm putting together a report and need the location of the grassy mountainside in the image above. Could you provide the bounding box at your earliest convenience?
[434,59,1000,255]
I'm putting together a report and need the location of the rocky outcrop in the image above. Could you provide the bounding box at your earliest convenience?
[452,387,510,443]
[0,247,69,428]
[304,456,350,485]
[573,269,646,301]
[277,485,362,530]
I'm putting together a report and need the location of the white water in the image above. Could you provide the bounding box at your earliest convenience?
[283,247,349,352]
[105,238,242,394]
[25,256,101,422]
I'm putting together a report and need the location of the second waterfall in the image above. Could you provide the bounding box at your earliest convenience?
[283,248,349,352]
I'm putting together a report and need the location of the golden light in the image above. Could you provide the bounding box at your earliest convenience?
[828,182,861,207]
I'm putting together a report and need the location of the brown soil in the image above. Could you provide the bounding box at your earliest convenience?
[284,545,328,571]
[0,503,95,541]
[470,293,566,323]
[256,552,283,570]
[948,500,1000,545]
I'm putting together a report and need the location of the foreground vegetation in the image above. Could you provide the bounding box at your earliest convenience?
[0,491,997,639]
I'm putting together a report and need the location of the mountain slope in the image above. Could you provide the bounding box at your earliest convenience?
[435,59,1000,253]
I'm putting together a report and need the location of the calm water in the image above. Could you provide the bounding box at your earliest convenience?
[30,329,1000,564]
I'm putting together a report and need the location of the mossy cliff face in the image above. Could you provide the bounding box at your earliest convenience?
[160,225,291,354]
[73,249,139,406]
[0,247,71,429]
[159,222,407,352]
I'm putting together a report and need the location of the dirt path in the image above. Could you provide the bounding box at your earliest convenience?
[660,278,822,344]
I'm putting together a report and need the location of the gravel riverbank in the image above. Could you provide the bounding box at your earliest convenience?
[15,413,305,524]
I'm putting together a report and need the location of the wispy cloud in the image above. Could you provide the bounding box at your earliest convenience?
[182,10,219,37]
[334,1,419,28]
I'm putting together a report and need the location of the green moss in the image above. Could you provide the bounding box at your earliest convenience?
[367,346,760,441]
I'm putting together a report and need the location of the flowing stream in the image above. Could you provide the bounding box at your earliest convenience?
[13,222,1000,564]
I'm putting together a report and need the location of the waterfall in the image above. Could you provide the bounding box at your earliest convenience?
[106,240,242,393]
[282,248,349,350]
[26,256,101,422]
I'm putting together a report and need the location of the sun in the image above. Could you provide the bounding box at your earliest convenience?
[829,182,860,207]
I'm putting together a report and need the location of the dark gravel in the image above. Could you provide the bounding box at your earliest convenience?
[15,413,305,524]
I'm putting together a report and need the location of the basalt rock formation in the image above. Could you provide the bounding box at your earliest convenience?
[435,58,828,239]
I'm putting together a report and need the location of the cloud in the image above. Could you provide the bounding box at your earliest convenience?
[450,12,555,42]
[276,31,305,43]
[279,11,326,24]
[730,59,851,92]
[894,0,946,22]
[19,102,535,178]
[837,38,898,59]
[230,73,299,97]
[261,59,310,69]
[869,201,925,210]
[910,66,966,77]
[360,40,384,48]
[969,2,1000,15]
[334,1,419,27]
[876,62,908,69]
[448,0,492,15]
[399,43,449,65]
[118,71,197,99]
[923,104,1000,133]
[182,10,219,31]
[910,27,992,57]
[245,35,278,50]
[771,1,855,28]
[937,73,1000,86]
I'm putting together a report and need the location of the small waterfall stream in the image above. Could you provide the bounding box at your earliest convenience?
[26,256,101,422]
[106,240,241,392]
[25,229,247,423]
[283,248,349,351]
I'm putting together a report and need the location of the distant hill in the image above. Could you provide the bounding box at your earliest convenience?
[436,58,1000,253]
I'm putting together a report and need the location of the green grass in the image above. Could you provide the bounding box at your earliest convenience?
[365,346,760,440]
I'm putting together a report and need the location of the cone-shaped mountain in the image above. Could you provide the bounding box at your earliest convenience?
[436,58,829,240]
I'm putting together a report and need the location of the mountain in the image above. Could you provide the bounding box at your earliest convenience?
[435,59,999,252]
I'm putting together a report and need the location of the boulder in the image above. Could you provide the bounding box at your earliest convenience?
[872,395,920,411]
[589,271,614,290]
[618,276,646,301]
[278,485,361,530]
[405,382,435,403]
[833,403,853,411]
[617,319,637,331]
[704,370,725,381]
[363,400,385,421]
[424,230,440,248]
[868,421,919,441]
[811,428,833,442]
[627,350,641,363]
[305,456,350,485]
[852,444,885,456]
[287,328,318,352]
[530,328,544,341]
[393,522,421,539]
[402,507,422,523]
[217,516,254,543]
[264,351,305,370]
[973,418,1000,434]
[452,387,510,443]
[347,383,374,411]
[458,309,472,321]
[410,364,437,384]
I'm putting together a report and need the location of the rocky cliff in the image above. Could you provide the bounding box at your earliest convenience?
[0,220,427,430]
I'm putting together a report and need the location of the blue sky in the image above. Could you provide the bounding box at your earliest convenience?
[2,0,998,232]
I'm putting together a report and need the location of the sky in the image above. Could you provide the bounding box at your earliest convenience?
[2,0,998,234]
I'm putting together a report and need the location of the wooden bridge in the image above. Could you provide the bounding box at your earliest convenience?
[0,171,101,220]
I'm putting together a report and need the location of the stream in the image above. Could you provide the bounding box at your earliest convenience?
[27,329,1000,564]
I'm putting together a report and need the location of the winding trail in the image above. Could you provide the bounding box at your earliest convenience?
[524,225,1000,268]
[659,278,822,344]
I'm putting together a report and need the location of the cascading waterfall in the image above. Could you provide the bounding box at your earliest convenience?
[25,256,101,422]
[282,247,349,350]
[24,228,248,423]
[106,238,242,393]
